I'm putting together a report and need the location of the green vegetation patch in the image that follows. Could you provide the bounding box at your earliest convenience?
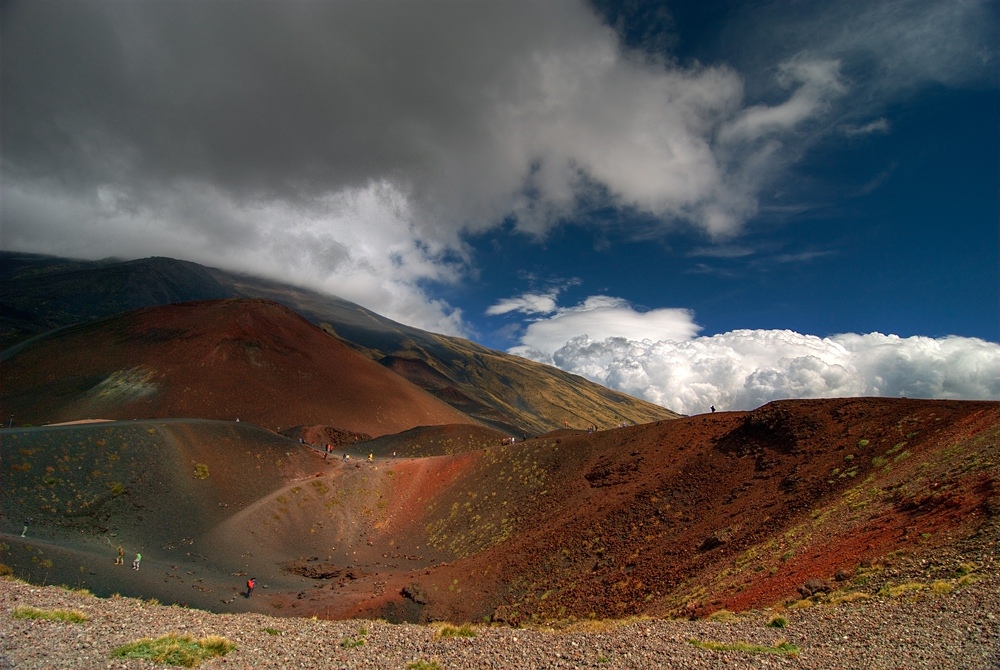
[341,626,369,648]
[407,661,442,670]
[437,623,477,638]
[110,634,235,667]
[12,606,88,623]
[688,638,800,656]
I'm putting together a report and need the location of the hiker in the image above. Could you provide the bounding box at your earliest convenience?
[132,553,142,570]
[21,518,28,538]
[368,453,373,462]
[246,577,256,598]
[711,405,716,413]
[325,444,333,460]
[115,545,124,565]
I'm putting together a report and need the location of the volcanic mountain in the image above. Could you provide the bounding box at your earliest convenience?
[3,397,997,625]
[0,252,681,433]
[0,298,480,436]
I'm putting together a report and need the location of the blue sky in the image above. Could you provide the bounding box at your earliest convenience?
[3,0,998,414]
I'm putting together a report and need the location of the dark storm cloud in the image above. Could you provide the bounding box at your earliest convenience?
[2,0,995,335]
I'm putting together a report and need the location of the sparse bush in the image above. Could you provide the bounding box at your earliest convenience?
[111,634,235,667]
[194,463,209,479]
[766,615,788,628]
[12,606,88,623]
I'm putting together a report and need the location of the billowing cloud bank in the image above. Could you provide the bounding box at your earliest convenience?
[501,295,1000,415]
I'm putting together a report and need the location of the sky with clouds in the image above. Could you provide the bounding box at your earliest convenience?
[3,0,998,415]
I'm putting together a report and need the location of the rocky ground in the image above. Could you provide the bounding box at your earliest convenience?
[2,571,997,670]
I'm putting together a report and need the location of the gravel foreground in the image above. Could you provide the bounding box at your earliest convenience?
[1,575,997,670]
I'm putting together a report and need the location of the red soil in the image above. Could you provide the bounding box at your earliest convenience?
[1,299,480,436]
[290,398,1000,623]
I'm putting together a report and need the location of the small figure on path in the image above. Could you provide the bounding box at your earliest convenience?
[115,545,124,565]
[368,453,373,462]
[246,577,256,598]
[132,553,142,570]
[21,518,28,538]
[325,444,333,460]
[710,405,716,413]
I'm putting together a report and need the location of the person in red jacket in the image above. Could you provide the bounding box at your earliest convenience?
[246,577,256,598]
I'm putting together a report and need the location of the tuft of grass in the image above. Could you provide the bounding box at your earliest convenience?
[437,623,477,638]
[688,638,799,656]
[953,563,976,577]
[194,463,209,480]
[766,615,788,628]
[262,627,282,635]
[707,609,738,622]
[407,661,442,670]
[341,626,369,648]
[879,582,925,598]
[957,573,979,587]
[827,591,871,605]
[12,606,88,623]
[931,580,954,594]
[110,634,235,667]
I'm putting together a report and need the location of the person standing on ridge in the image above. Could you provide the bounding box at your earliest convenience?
[132,552,142,570]
[115,545,124,565]
[325,444,333,460]
[246,577,256,598]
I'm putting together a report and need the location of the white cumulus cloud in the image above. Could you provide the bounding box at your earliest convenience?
[500,296,1000,415]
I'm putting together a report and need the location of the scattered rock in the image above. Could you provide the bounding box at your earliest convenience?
[401,584,428,605]
[799,578,831,598]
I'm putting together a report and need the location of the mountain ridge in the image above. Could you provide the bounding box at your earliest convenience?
[0,252,680,434]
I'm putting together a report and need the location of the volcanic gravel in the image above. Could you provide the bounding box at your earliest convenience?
[2,573,998,670]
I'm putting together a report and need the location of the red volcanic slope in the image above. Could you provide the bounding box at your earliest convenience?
[273,397,999,623]
[1,397,997,623]
[0,299,480,436]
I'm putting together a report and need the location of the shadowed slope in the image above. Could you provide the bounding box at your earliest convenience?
[0,298,480,436]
